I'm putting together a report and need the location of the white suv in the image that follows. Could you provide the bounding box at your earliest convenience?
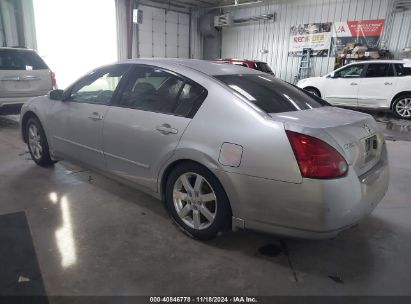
[0,47,56,115]
[297,60,411,119]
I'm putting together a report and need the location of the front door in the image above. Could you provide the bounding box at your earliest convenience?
[49,64,131,169]
[103,65,207,191]
[323,64,365,106]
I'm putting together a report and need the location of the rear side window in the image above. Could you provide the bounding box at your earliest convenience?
[365,64,394,77]
[117,66,207,117]
[0,49,48,70]
[215,74,326,113]
[254,62,273,74]
[395,64,411,76]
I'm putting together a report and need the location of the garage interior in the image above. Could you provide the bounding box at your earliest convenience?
[1,0,411,301]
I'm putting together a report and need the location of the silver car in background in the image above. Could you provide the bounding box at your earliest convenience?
[20,59,389,240]
[0,47,56,115]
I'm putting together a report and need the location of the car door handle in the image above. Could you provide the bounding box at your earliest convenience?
[87,112,103,121]
[384,82,393,85]
[350,82,358,86]
[156,124,178,135]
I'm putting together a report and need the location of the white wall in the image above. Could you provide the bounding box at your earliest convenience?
[219,0,408,83]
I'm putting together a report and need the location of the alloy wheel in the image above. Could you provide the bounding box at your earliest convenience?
[395,98,411,118]
[173,172,217,230]
[28,124,43,160]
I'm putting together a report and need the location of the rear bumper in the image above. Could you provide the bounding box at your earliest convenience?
[222,145,389,239]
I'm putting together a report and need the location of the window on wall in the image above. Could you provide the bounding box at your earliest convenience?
[33,0,118,88]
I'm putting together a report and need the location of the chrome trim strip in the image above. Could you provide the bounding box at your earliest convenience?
[54,136,150,169]
[104,152,150,169]
[53,136,103,154]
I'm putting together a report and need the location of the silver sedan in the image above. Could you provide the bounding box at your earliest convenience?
[20,59,389,240]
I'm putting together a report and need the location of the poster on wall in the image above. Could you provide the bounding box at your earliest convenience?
[331,19,385,55]
[288,22,333,57]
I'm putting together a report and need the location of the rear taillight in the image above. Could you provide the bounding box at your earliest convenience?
[286,130,348,179]
[51,72,57,89]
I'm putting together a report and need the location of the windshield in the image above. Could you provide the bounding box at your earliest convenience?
[215,74,328,113]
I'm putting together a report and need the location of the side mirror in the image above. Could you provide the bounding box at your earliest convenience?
[328,72,337,78]
[49,89,64,101]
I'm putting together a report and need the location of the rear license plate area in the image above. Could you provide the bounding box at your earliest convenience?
[363,135,378,163]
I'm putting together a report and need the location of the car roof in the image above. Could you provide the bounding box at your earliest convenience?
[118,58,263,76]
[218,58,266,63]
[346,59,408,65]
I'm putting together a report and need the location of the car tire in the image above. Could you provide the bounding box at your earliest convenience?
[304,87,321,98]
[26,117,55,167]
[392,95,411,119]
[165,162,231,240]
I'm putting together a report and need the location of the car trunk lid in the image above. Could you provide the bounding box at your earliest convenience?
[270,106,384,177]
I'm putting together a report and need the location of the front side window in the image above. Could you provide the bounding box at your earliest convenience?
[215,74,326,114]
[68,65,130,105]
[118,66,206,117]
[365,64,394,77]
[335,64,365,78]
[0,49,48,70]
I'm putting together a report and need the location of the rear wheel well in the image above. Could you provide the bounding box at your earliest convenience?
[391,91,411,109]
[21,111,40,143]
[303,86,321,98]
[160,159,233,216]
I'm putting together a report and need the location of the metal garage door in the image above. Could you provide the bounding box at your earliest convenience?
[138,5,190,58]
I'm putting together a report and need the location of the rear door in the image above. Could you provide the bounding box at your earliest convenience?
[322,64,365,106]
[0,49,52,98]
[103,65,207,191]
[357,63,398,108]
[49,64,131,170]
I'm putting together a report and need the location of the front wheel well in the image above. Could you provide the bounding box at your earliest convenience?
[303,86,321,98]
[21,111,40,143]
[391,91,411,109]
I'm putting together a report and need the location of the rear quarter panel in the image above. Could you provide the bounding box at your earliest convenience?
[158,69,302,185]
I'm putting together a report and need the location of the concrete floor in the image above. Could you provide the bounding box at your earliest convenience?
[1,113,411,296]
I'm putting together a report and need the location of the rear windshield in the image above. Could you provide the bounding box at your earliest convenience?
[0,49,49,70]
[215,74,327,113]
[254,62,273,74]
